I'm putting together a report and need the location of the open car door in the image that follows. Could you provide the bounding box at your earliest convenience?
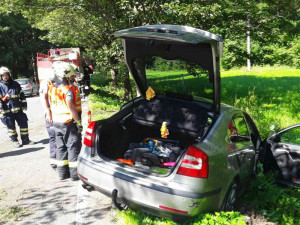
[260,123,300,187]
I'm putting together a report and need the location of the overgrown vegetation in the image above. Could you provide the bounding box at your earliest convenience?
[89,66,300,224]
[115,209,246,225]
[242,164,300,225]
[0,206,31,223]
[0,189,31,223]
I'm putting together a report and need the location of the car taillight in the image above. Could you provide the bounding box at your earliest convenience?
[177,146,208,178]
[83,121,96,147]
[26,84,31,88]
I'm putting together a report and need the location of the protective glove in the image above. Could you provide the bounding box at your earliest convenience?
[75,120,83,134]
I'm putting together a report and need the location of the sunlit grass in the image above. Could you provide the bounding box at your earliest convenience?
[89,74,126,120]
[90,66,300,137]
[221,66,300,138]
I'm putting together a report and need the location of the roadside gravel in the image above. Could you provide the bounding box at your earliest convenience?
[0,96,116,225]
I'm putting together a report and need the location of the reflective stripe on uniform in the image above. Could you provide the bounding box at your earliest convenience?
[22,100,27,103]
[20,128,28,135]
[69,161,78,168]
[8,129,17,135]
[7,94,20,99]
[56,160,68,166]
[50,158,57,165]
[11,107,20,112]
[1,110,10,114]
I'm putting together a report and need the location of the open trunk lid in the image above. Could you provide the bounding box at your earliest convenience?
[113,24,223,113]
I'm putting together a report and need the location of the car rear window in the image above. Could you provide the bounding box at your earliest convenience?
[16,80,28,85]
[135,56,213,101]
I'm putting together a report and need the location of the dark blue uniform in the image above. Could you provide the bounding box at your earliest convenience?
[0,79,30,143]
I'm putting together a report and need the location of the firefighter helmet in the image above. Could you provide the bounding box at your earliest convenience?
[0,67,11,76]
[52,62,76,84]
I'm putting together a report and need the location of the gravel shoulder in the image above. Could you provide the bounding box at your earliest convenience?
[0,96,115,225]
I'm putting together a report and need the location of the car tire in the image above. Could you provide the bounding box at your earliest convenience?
[30,89,34,97]
[221,182,238,211]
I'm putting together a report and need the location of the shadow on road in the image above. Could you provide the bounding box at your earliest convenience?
[0,147,44,158]
[18,184,76,224]
[34,138,50,145]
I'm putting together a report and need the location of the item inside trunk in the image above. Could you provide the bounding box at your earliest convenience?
[117,138,183,174]
[97,95,210,175]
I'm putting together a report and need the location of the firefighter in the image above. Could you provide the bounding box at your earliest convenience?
[79,61,93,99]
[48,62,82,181]
[40,76,57,170]
[0,67,35,148]
[69,72,82,118]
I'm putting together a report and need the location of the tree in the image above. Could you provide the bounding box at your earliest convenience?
[0,0,298,86]
[0,12,52,79]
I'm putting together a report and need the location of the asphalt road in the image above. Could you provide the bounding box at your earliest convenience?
[0,96,116,225]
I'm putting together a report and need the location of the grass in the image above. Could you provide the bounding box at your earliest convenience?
[89,74,126,120]
[89,66,300,225]
[0,189,32,224]
[221,66,300,138]
[0,206,31,223]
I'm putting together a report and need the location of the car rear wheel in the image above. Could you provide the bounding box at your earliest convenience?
[222,182,238,211]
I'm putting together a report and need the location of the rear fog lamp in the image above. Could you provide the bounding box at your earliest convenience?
[159,205,188,214]
[78,173,88,181]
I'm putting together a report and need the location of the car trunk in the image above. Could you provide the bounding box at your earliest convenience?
[91,25,223,175]
[95,95,212,175]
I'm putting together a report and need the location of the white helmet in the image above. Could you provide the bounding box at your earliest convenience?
[0,67,11,76]
[52,62,76,84]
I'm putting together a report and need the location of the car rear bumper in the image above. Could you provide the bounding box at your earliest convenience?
[22,88,32,96]
[78,155,222,218]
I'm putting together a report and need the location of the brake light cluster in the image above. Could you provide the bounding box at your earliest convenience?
[83,121,96,147]
[26,84,31,88]
[177,146,208,178]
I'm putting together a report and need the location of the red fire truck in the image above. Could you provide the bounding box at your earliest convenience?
[36,48,83,84]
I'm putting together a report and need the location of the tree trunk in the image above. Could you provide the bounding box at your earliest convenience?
[123,70,131,100]
[33,54,38,83]
[247,13,251,71]
[110,68,118,87]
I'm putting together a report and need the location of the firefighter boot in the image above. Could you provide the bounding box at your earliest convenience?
[13,141,22,148]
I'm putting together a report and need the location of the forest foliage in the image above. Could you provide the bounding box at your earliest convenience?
[0,0,299,80]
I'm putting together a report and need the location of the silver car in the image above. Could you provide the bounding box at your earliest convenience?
[15,78,39,97]
[77,25,298,221]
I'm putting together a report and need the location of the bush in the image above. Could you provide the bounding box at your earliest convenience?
[243,164,300,225]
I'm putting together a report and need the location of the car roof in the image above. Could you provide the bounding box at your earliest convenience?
[15,78,30,81]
